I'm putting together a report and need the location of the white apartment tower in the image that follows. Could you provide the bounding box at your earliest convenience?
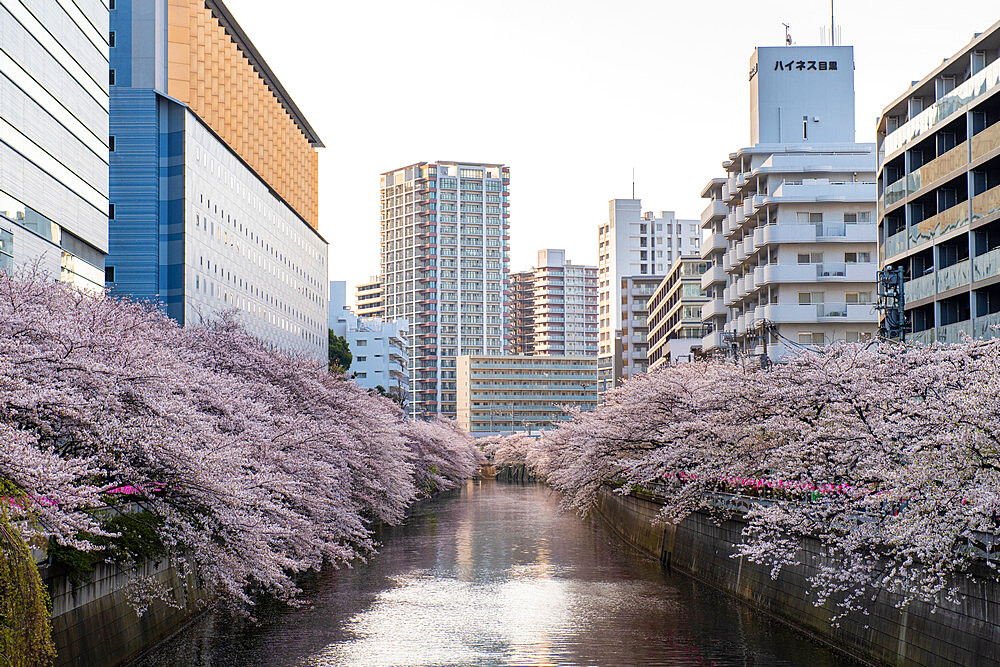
[380,161,510,418]
[700,45,878,361]
[532,249,598,356]
[598,200,699,392]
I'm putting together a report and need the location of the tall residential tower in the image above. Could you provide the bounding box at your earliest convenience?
[598,201,699,391]
[700,45,878,361]
[380,161,510,418]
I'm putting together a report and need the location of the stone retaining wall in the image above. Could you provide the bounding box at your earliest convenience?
[593,486,1000,667]
[42,558,205,667]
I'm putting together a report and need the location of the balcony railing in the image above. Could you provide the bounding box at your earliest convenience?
[938,259,970,292]
[883,177,906,208]
[910,140,968,190]
[972,184,1000,221]
[883,57,1000,158]
[936,320,972,344]
[974,247,1000,282]
[972,121,1000,161]
[904,272,936,302]
[909,202,969,248]
[885,230,907,258]
[975,312,1000,339]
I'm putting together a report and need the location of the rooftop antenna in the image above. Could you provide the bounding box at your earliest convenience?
[632,167,635,199]
[830,0,835,45]
[783,23,791,46]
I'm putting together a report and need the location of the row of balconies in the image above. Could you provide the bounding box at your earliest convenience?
[883,184,1000,261]
[901,248,1000,302]
[909,312,1000,345]
[725,303,874,334]
[721,263,877,307]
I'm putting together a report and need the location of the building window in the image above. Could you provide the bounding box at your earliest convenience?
[105,266,115,282]
[799,332,825,345]
[109,69,115,85]
[109,31,115,47]
[109,136,115,152]
[109,0,115,8]
[844,252,870,263]
[108,203,115,220]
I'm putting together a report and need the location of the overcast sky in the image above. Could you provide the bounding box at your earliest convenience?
[226,0,998,301]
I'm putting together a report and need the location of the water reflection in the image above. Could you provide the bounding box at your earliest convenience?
[141,481,852,666]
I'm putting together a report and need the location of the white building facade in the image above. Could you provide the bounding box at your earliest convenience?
[598,200,699,391]
[700,45,878,361]
[380,161,510,418]
[532,249,598,357]
[330,281,409,402]
[0,0,110,289]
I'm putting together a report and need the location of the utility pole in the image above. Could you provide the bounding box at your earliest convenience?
[875,267,906,342]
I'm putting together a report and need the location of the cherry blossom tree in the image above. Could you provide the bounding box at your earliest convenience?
[0,267,481,613]
[497,340,1000,619]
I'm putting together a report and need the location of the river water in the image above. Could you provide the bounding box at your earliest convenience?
[141,481,851,666]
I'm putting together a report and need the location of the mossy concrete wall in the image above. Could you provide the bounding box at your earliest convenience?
[593,486,1000,667]
[41,558,205,667]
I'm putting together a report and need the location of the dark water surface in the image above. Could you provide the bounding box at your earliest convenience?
[141,481,853,666]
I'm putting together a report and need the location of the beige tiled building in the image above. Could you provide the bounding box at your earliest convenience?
[456,355,598,435]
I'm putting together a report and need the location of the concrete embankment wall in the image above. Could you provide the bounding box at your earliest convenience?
[42,558,205,667]
[593,486,1000,667]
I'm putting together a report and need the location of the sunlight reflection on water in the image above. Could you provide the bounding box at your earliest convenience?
[141,481,854,667]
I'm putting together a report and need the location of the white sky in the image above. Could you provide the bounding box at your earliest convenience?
[226,0,999,300]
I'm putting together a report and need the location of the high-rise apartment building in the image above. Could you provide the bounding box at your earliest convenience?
[598,201,699,391]
[107,0,328,360]
[509,270,535,355]
[532,249,598,356]
[615,275,663,384]
[877,22,1000,343]
[355,275,385,318]
[700,45,878,361]
[648,257,709,369]
[381,161,510,418]
[0,0,109,289]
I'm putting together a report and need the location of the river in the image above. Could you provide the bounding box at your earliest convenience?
[140,481,853,666]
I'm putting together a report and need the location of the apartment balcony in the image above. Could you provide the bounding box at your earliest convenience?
[701,199,727,227]
[885,230,907,259]
[936,319,973,344]
[701,264,726,289]
[723,284,735,306]
[909,140,968,192]
[903,272,936,302]
[883,177,906,210]
[722,251,733,272]
[909,202,970,249]
[743,194,765,217]
[752,226,765,250]
[974,311,1000,338]
[909,329,935,346]
[735,313,747,335]
[736,275,748,299]
[972,184,1000,222]
[974,247,1000,282]
[972,121,1000,162]
[702,231,727,253]
[769,180,876,203]
[735,241,747,264]
[701,329,724,351]
[759,303,875,324]
[701,298,725,320]
[883,58,1000,158]
[742,234,755,257]
[762,222,877,246]
[939,259,971,292]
